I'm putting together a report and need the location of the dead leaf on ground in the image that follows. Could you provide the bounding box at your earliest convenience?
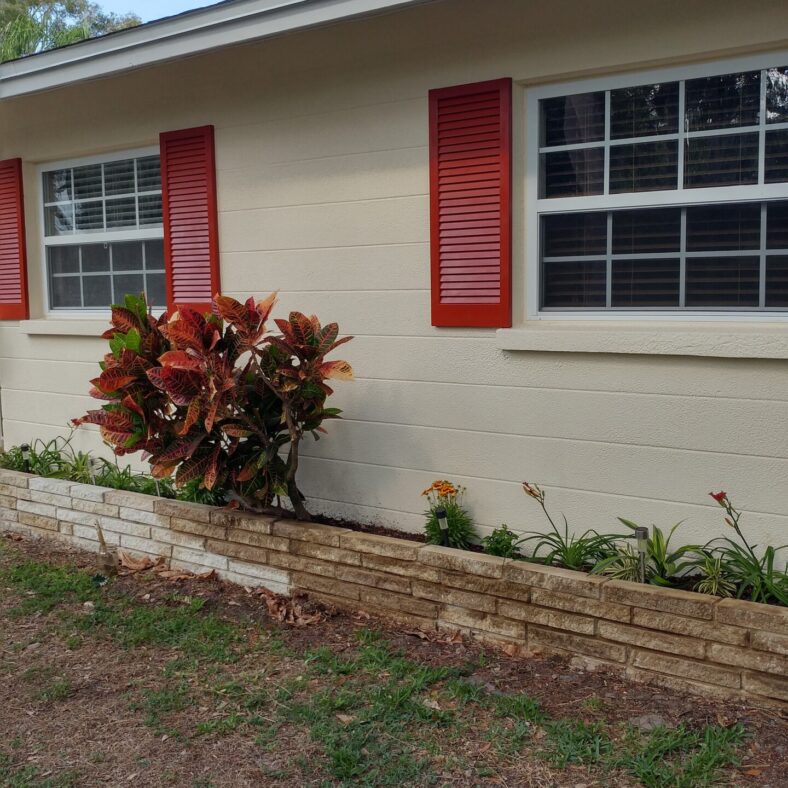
[335,713,355,725]
[256,588,324,626]
[118,551,161,573]
[3,532,23,542]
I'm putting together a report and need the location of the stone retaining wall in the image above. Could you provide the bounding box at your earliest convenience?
[1,469,786,707]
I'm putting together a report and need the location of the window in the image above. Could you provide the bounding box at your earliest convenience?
[41,151,165,311]
[529,57,788,316]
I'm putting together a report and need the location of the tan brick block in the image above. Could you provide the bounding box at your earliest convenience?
[716,598,788,636]
[121,534,170,558]
[304,590,438,632]
[506,561,606,600]
[334,565,411,595]
[598,621,705,659]
[625,667,738,701]
[603,580,715,620]
[105,489,157,511]
[152,527,205,550]
[363,587,440,619]
[171,545,228,571]
[0,483,25,496]
[212,509,274,534]
[226,560,289,587]
[438,571,530,602]
[29,489,72,508]
[72,498,120,517]
[290,540,362,566]
[531,588,630,623]
[272,519,348,546]
[499,599,595,635]
[57,507,99,527]
[229,528,289,552]
[360,553,442,583]
[73,523,117,544]
[69,483,107,502]
[17,499,56,519]
[18,511,58,531]
[58,521,73,536]
[119,506,170,527]
[292,572,359,600]
[632,608,747,647]
[751,630,788,657]
[0,506,18,522]
[0,494,16,509]
[154,498,212,523]
[631,649,741,688]
[171,517,226,540]
[339,531,420,561]
[529,626,627,663]
[412,580,496,613]
[708,643,788,676]
[742,671,788,702]
[419,545,504,578]
[99,516,151,540]
[440,605,525,640]
[267,550,336,578]
[206,538,268,565]
[29,477,73,495]
[0,470,31,487]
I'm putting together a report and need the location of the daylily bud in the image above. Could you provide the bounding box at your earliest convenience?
[709,491,727,505]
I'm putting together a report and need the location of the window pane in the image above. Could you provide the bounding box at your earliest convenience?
[612,259,680,306]
[83,275,112,307]
[145,273,166,307]
[541,92,605,147]
[106,197,137,229]
[685,256,759,306]
[612,208,681,254]
[766,201,788,249]
[137,156,161,191]
[684,133,758,188]
[114,274,145,302]
[685,71,760,131]
[74,200,104,231]
[45,204,73,236]
[766,67,788,124]
[104,160,135,195]
[765,129,788,183]
[686,203,760,251]
[49,275,81,308]
[542,212,606,257]
[542,148,604,197]
[112,241,144,271]
[766,256,788,306]
[73,164,103,200]
[609,140,678,193]
[543,260,606,307]
[47,246,79,274]
[610,82,679,139]
[82,244,109,273]
[144,240,164,270]
[44,169,71,202]
[139,194,162,226]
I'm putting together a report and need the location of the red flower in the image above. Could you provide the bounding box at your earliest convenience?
[709,491,728,505]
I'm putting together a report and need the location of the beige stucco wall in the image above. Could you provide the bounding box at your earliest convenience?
[1,0,787,549]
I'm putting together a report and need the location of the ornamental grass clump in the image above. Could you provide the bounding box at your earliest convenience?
[422,480,476,549]
[73,292,353,520]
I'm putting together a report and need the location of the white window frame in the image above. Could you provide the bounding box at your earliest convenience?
[38,146,163,317]
[526,49,788,322]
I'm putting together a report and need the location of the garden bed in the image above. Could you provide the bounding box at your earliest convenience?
[1,468,787,709]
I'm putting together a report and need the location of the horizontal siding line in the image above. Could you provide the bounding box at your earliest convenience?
[4,417,97,431]
[218,143,427,170]
[331,417,788,462]
[299,455,788,520]
[220,241,429,253]
[218,193,428,214]
[305,494,426,521]
[1,389,91,399]
[348,376,788,405]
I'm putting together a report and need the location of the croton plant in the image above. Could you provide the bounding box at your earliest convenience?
[73,293,353,519]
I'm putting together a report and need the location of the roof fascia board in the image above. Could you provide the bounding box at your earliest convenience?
[0,0,424,99]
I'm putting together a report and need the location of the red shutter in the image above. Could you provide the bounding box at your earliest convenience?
[160,125,220,313]
[429,78,512,327]
[0,158,29,320]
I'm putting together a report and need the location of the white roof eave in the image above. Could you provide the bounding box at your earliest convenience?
[0,0,426,99]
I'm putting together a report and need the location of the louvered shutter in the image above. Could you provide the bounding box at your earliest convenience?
[0,158,29,320]
[160,125,220,312]
[429,78,512,327]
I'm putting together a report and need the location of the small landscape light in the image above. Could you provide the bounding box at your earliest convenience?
[20,443,30,473]
[634,526,649,584]
[88,457,100,486]
[436,506,449,547]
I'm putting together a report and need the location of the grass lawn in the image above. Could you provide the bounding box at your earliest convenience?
[0,533,785,787]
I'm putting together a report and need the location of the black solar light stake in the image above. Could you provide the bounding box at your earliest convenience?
[20,443,30,473]
[436,506,450,547]
[634,526,649,584]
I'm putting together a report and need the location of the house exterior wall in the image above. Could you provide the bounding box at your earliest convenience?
[1,0,787,547]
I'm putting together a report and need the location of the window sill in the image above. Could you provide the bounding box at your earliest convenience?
[496,323,788,359]
[20,319,108,337]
